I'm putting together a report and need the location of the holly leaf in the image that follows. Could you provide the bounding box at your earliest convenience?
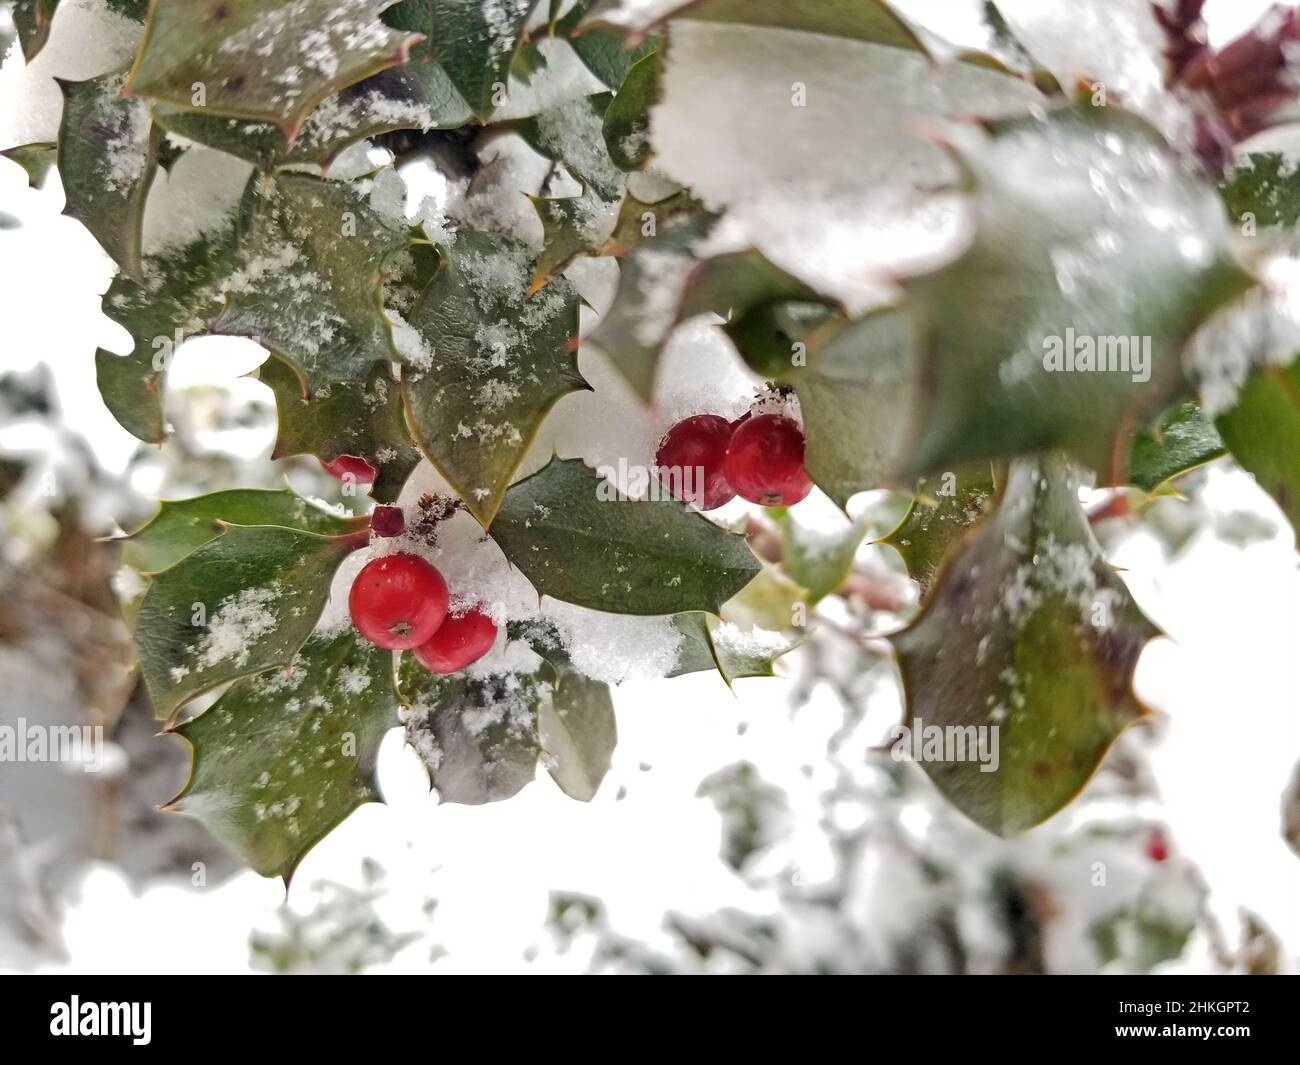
[125,0,420,137]
[1220,152,1300,229]
[168,627,399,881]
[1,143,58,187]
[57,71,161,283]
[97,200,249,443]
[879,463,998,595]
[1128,401,1225,493]
[13,0,59,61]
[889,454,1159,836]
[491,457,761,615]
[121,487,364,573]
[538,668,616,801]
[212,173,410,392]
[511,93,625,202]
[602,49,657,170]
[901,102,1255,484]
[772,506,869,604]
[400,231,587,525]
[526,187,618,290]
[427,0,537,119]
[1215,356,1300,536]
[670,606,801,686]
[260,356,422,503]
[400,662,543,804]
[554,0,657,89]
[135,524,359,718]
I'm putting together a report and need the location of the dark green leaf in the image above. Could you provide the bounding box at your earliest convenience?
[170,627,399,880]
[1128,401,1225,493]
[890,454,1159,836]
[492,457,761,615]
[135,524,359,718]
[58,71,161,283]
[1215,356,1300,536]
[1220,152,1300,229]
[555,0,657,88]
[261,356,422,503]
[602,49,657,170]
[428,0,537,118]
[121,487,363,573]
[126,0,419,136]
[400,231,587,525]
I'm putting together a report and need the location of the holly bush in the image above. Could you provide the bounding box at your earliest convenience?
[10,0,1300,881]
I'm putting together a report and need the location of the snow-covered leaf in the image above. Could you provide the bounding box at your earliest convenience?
[890,454,1159,837]
[491,456,761,615]
[121,487,364,574]
[602,48,656,170]
[1220,153,1300,230]
[880,463,998,596]
[260,356,422,503]
[135,524,360,718]
[125,0,420,136]
[510,93,625,201]
[212,173,410,392]
[400,231,587,526]
[400,661,543,804]
[57,70,160,282]
[426,0,538,119]
[538,669,616,801]
[168,626,399,880]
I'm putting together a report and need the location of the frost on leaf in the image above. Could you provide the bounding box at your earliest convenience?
[401,663,543,805]
[400,231,587,526]
[212,173,411,392]
[170,627,399,881]
[491,457,761,616]
[125,0,420,136]
[134,524,357,717]
[900,102,1255,484]
[57,70,160,282]
[890,454,1159,837]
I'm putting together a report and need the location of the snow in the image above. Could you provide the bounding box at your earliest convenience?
[93,73,151,196]
[196,584,283,671]
[140,148,253,256]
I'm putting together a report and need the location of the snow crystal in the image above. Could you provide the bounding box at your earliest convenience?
[196,584,281,671]
[709,621,790,660]
[94,73,152,195]
[337,664,372,694]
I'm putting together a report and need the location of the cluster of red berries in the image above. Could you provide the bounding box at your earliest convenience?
[655,411,812,510]
[349,551,497,674]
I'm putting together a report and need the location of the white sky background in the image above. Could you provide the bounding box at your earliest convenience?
[0,0,1297,973]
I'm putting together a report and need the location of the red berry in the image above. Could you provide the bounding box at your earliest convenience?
[1145,829,1169,863]
[723,413,812,506]
[320,454,377,484]
[655,414,736,510]
[413,608,498,674]
[349,554,448,650]
[370,505,405,538]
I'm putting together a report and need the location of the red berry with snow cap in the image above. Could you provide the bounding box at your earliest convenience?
[349,554,448,650]
[723,413,812,506]
[655,414,736,510]
[413,608,498,674]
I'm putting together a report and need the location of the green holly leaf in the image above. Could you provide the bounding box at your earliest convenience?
[771,506,869,604]
[669,605,801,687]
[135,524,360,718]
[400,231,587,525]
[879,463,998,595]
[553,0,657,89]
[97,199,250,443]
[538,668,616,801]
[492,457,759,614]
[121,487,364,573]
[511,93,625,201]
[1,142,58,188]
[260,356,422,503]
[57,71,162,283]
[901,102,1255,484]
[212,173,410,392]
[12,0,59,61]
[125,0,420,136]
[526,187,617,290]
[602,49,657,170]
[427,0,537,119]
[168,626,399,881]
[1128,401,1225,493]
[731,304,916,508]
[400,661,543,804]
[890,454,1159,837]
[1220,152,1300,230]
[1215,356,1300,536]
